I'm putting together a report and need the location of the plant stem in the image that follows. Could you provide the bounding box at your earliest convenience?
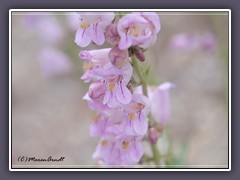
[131,55,161,166]
[151,144,161,166]
[131,55,148,96]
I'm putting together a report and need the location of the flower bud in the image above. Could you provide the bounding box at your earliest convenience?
[105,23,120,45]
[134,48,145,62]
[148,128,160,144]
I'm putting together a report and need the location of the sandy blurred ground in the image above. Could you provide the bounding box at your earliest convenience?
[11,12,229,168]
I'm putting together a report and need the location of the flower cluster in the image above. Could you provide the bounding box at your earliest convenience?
[75,12,172,166]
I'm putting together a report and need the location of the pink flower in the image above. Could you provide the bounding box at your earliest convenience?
[75,12,115,47]
[105,23,120,45]
[135,82,173,127]
[149,82,173,127]
[93,137,144,165]
[89,113,113,137]
[117,12,160,50]
[87,62,133,108]
[108,45,129,67]
[83,92,109,113]
[120,94,150,136]
[38,47,72,77]
[79,48,111,83]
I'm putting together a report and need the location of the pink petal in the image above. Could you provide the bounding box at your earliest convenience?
[141,12,161,33]
[116,84,132,104]
[88,82,106,101]
[90,23,105,45]
[103,90,111,105]
[133,115,147,135]
[118,34,132,50]
[129,139,144,162]
[108,46,128,67]
[74,28,91,47]
[151,82,173,126]
[108,94,120,108]
[121,62,133,84]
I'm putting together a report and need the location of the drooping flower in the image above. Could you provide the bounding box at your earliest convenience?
[89,113,114,137]
[117,12,160,50]
[93,136,144,166]
[135,82,173,128]
[105,23,120,45]
[120,94,150,136]
[149,82,173,127]
[87,61,133,108]
[75,12,115,47]
[108,45,129,67]
[79,48,111,83]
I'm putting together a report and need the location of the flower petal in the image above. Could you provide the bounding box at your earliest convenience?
[116,84,132,104]
[151,82,173,126]
[133,113,147,135]
[91,23,105,45]
[74,28,91,47]
[108,45,128,67]
[118,34,132,50]
[129,139,144,162]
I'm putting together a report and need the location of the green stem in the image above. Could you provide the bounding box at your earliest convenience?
[151,144,161,167]
[131,55,148,96]
[131,55,161,166]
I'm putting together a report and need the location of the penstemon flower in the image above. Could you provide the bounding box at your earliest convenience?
[93,136,144,166]
[117,12,160,50]
[75,12,115,47]
[75,11,173,167]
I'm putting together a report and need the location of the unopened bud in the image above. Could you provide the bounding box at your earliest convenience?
[148,128,159,144]
[134,49,145,62]
[105,24,120,45]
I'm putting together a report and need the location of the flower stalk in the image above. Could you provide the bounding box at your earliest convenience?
[131,54,161,166]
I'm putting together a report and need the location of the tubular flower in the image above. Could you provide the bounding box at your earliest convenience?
[93,137,144,166]
[75,12,115,47]
[117,12,160,50]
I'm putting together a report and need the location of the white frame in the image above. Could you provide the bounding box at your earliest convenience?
[9,9,231,171]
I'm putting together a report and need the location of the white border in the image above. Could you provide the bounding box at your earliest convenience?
[9,9,231,171]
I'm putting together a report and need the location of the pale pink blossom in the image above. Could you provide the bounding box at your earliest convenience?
[75,12,115,47]
[135,82,173,127]
[108,45,129,67]
[120,94,150,136]
[93,137,144,165]
[87,62,133,108]
[105,23,120,45]
[79,48,111,83]
[117,12,160,50]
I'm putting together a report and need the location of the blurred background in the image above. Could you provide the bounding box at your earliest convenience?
[11,11,229,168]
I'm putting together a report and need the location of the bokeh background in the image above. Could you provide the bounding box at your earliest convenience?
[11,11,229,168]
